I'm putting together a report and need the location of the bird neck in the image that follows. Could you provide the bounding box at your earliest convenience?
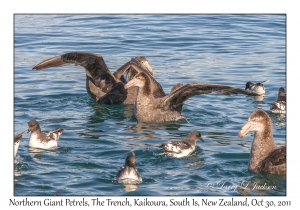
[136,87,155,106]
[249,127,277,171]
[182,138,195,147]
[32,126,42,135]
[123,164,136,174]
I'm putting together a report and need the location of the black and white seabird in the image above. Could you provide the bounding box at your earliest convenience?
[245,81,266,95]
[116,153,142,184]
[159,130,204,158]
[27,119,64,149]
[268,87,286,114]
[14,132,25,157]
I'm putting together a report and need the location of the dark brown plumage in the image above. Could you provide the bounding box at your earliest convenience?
[277,87,286,101]
[238,110,286,175]
[123,64,260,122]
[32,52,154,104]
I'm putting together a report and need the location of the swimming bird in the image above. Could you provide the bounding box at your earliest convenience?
[245,81,266,95]
[159,130,204,158]
[32,52,154,104]
[116,153,142,184]
[14,131,25,157]
[27,119,64,149]
[268,87,286,114]
[238,110,286,175]
[122,64,260,122]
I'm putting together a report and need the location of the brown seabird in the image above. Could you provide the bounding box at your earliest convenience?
[122,64,260,122]
[32,52,154,104]
[238,110,286,175]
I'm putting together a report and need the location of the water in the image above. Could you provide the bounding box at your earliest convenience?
[14,15,286,196]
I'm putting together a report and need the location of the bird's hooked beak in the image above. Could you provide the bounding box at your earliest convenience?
[27,121,34,133]
[143,61,154,76]
[18,129,29,135]
[126,152,136,167]
[238,121,253,138]
[199,136,204,142]
[124,78,140,89]
[131,57,154,76]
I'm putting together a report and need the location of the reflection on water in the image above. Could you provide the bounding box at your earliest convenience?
[268,112,286,127]
[252,95,265,102]
[184,159,204,168]
[14,168,21,177]
[123,184,139,192]
[28,147,59,162]
[117,178,141,192]
[125,122,182,135]
[236,174,286,196]
[28,147,45,155]
[87,102,135,123]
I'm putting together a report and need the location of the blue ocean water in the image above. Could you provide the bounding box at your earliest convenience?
[14,14,286,196]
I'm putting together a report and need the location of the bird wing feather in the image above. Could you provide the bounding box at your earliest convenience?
[14,134,22,144]
[45,128,64,141]
[33,52,119,89]
[161,141,190,153]
[161,83,260,110]
[258,146,286,175]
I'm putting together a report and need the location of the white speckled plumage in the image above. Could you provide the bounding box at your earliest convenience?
[268,87,286,114]
[160,130,204,158]
[27,119,64,149]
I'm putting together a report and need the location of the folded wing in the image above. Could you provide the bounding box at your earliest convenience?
[160,141,190,153]
[258,146,286,175]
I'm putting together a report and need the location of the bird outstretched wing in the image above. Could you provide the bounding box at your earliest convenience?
[161,83,260,111]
